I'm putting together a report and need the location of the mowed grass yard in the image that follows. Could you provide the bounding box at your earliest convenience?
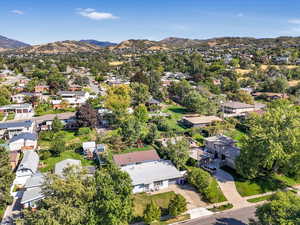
[222,166,300,197]
[162,105,190,132]
[40,150,95,172]
[133,191,176,219]
[39,130,97,172]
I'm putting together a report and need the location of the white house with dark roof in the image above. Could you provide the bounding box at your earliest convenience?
[9,132,38,151]
[15,150,39,186]
[55,91,90,106]
[0,120,35,139]
[0,104,33,114]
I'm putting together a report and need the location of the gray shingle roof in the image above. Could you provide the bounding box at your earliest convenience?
[9,132,37,143]
[222,101,254,109]
[24,173,45,189]
[21,187,44,204]
[0,120,33,129]
[17,150,39,174]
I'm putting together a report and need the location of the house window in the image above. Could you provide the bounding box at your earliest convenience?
[154,181,163,187]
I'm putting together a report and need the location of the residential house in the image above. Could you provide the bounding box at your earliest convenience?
[182,115,222,128]
[0,104,34,114]
[21,173,45,208]
[113,150,161,167]
[121,160,184,193]
[113,150,184,193]
[252,92,288,101]
[9,132,38,151]
[82,141,96,159]
[221,101,255,117]
[55,91,90,107]
[204,135,240,169]
[34,85,50,93]
[34,112,76,131]
[15,150,39,186]
[11,92,43,104]
[0,120,35,139]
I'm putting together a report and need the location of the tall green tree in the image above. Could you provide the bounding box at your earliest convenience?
[143,201,161,224]
[130,82,150,106]
[19,168,96,225]
[92,165,133,225]
[251,192,300,225]
[52,116,63,132]
[0,147,14,212]
[168,194,187,217]
[236,100,300,179]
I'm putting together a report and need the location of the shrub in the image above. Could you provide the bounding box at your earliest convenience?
[40,150,51,160]
[168,194,187,217]
[187,167,225,203]
[143,201,161,224]
[77,127,91,136]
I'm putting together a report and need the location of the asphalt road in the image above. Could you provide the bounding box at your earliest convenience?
[178,205,257,225]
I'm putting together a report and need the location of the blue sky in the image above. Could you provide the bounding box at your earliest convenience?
[2,0,300,44]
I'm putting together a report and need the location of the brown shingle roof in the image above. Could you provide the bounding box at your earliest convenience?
[113,150,160,166]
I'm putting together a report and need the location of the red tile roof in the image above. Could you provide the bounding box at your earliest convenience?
[113,150,160,166]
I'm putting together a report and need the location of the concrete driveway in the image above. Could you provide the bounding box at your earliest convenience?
[152,184,208,209]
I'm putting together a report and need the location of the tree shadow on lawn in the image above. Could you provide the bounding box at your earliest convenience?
[168,107,189,115]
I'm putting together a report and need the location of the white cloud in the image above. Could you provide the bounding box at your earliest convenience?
[237,13,244,17]
[77,8,118,20]
[288,19,300,24]
[11,10,24,15]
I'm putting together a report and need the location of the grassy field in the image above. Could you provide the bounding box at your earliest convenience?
[38,130,97,150]
[222,166,300,197]
[40,150,95,172]
[162,105,189,132]
[133,192,177,219]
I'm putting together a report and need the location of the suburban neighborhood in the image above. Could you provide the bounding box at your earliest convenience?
[1,1,300,225]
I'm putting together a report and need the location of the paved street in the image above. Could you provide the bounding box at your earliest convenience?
[176,205,256,225]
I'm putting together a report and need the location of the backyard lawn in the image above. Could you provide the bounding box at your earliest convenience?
[221,166,300,197]
[162,105,189,132]
[40,150,95,172]
[121,145,153,154]
[133,191,177,219]
[38,130,97,150]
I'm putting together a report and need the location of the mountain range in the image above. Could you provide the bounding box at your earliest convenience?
[0,35,30,50]
[1,34,300,54]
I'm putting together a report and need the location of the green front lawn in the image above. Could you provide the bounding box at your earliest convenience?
[133,191,176,219]
[40,150,95,172]
[209,203,233,212]
[221,166,300,197]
